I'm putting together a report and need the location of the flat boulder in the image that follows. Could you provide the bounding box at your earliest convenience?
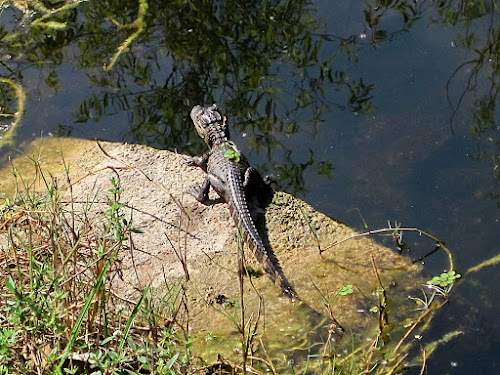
[1,138,424,368]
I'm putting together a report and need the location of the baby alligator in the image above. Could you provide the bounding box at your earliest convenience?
[186,104,299,300]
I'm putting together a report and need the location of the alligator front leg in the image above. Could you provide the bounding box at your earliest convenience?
[186,152,212,201]
[185,153,210,173]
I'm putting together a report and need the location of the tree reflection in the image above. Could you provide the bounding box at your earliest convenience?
[436,0,500,205]
[2,0,435,193]
[2,0,497,200]
[43,0,379,192]
[361,0,423,45]
[74,0,356,154]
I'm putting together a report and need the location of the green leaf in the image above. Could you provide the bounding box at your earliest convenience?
[165,352,180,369]
[336,284,354,296]
[5,276,16,294]
[223,142,241,163]
[427,270,461,287]
[317,160,334,178]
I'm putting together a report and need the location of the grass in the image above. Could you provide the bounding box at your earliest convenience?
[0,152,467,375]
[0,158,191,374]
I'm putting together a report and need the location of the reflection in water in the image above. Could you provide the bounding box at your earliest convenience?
[0,1,498,198]
[436,0,500,205]
[0,0,380,194]
[0,78,25,149]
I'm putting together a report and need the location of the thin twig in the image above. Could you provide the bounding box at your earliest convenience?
[257,337,278,375]
[392,302,444,356]
[322,226,455,270]
[387,353,409,375]
[419,347,427,375]
[165,232,189,281]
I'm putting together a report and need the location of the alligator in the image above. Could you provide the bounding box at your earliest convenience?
[186,104,299,300]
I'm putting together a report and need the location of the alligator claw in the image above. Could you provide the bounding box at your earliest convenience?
[184,157,196,166]
[185,155,208,171]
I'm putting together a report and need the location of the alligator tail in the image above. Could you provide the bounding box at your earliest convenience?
[228,199,299,301]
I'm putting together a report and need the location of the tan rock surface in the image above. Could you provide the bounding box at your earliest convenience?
[1,137,423,365]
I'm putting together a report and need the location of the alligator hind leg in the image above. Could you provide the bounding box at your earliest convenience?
[244,167,274,205]
[189,176,211,202]
[189,174,227,203]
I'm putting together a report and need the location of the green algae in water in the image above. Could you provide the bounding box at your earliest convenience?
[0,78,26,150]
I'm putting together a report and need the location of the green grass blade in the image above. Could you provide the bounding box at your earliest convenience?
[118,287,148,352]
[54,242,121,374]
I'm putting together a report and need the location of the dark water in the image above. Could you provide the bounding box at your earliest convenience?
[1,1,499,373]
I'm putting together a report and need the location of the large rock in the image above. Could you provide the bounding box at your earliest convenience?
[0,137,423,369]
